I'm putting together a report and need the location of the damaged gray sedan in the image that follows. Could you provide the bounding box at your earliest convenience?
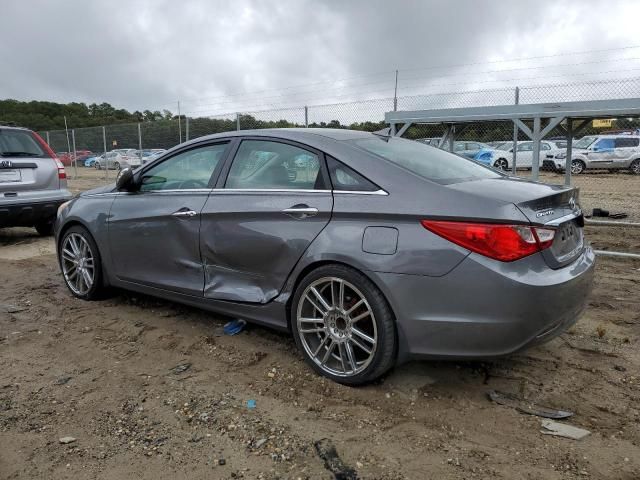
[55,128,594,385]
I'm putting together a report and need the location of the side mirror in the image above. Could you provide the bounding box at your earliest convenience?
[115,167,135,191]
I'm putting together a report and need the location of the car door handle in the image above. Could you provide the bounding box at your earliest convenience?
[172,209,198,217]
[282,206,319,218]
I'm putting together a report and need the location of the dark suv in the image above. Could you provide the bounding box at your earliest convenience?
[0,126,72,235]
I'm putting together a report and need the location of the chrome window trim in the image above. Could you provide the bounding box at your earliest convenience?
[210,188,331,194]
[84,188,389,197]
[333,189,389,196]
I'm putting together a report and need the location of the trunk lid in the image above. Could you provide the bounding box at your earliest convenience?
[447,177,584,268]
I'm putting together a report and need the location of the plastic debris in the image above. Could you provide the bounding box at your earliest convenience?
[246,399,256,409]
[223,319,246,335]
[541,419,590,440]
[488,390,574,419]
[170,363,192,375]
[59,436,77,444]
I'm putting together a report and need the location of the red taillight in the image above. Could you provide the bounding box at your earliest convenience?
[31,132,66,179]
[421,220,556,262]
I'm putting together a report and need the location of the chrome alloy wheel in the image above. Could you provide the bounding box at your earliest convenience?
[61,233,95,295]
[296,277,377,377]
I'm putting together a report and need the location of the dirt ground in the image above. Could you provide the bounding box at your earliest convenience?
[1,170,639,480]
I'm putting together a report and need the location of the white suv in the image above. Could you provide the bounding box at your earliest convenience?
[544,135,640,174]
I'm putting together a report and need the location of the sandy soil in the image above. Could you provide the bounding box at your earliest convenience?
[0,171,639,480]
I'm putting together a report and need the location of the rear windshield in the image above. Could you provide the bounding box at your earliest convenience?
[0,129,45,158]
[352,136,502,184]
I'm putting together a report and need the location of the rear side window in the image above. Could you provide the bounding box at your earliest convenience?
[225,140,323,190]
[353,137,501,184]
[326,156,379,191]
[594,138,615,149]
[0,129,45,157]
[615,137,639,148]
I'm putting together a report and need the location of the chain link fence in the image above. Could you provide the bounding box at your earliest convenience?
[38,77,640,251]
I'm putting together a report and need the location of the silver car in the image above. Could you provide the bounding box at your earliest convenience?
[0,125,72,235]
[544,134,640,174]
[55,129,595,384]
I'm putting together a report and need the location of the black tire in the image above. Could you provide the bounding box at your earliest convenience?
[630,159,640,175]
[291,264,396,385]
[493,158,509,171]
[571,159,586,175]
[35,221,54,236]
[58,225,106,300]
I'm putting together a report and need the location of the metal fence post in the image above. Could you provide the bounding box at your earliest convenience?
[531,117,541,181]
[236,113,240,131]
[71,129,77,179]
[185,117,190,141]
[138,123,142,164]
[393,70,398,111]
[102,126,107,180]
[46,131,50,146]
[512,86,519,175]
[304,106,308,128]
[565,119,573,186]
[177,101,182,144]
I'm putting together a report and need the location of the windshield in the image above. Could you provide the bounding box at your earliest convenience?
[0,129,45,157]
[353,136,502,184]
[574,136,597,149]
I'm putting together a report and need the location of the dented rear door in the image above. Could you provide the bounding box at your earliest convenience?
[199,138,332,304]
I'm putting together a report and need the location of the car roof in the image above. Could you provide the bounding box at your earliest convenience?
[191,127,374,144]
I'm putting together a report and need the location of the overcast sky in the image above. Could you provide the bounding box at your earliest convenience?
[1,0,640,115]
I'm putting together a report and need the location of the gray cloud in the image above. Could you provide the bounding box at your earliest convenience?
[1,0,638,115]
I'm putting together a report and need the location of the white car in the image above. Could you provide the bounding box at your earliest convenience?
[94,151,128,170]
[543,135,640,174]
[494,141,562,170]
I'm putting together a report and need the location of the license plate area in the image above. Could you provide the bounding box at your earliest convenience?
[0,169,21,183]
[551,220,583,263]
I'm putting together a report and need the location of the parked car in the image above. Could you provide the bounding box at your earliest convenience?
[492,140,562,170]
[0,125,72,235]
[544,135,640,174]
[57,150,93,166]
[94,151,127,170]
[55,129,594,385]
[141,149,167,165]
[84,155,102,167]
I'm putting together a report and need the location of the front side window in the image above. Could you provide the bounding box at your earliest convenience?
[594,138,615,150]
[352,136,501,184]
[574,136,596,149]
[225,140,322,190]
[140,143,228,191]
[517,142,533,152]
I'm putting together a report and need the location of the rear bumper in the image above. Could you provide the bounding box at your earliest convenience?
[0,195,72,227]
[369,246,595,362]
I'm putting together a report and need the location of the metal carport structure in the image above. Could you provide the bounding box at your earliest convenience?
[385,98,640,185]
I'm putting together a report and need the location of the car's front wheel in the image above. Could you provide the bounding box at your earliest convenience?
[630,159,640,175]
[571,159,586,174]
[58,225,105,300]
[291,264,396,385]
[493,158,509,171]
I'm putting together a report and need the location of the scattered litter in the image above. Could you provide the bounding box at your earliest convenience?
[488,390,573,419]
[59,436,77,444]
[254,438,267,448]
[314,438,358,480]
[0,304,27,314]
[170,363,192,375]
[541,419,590,440]
[223,319,246,335]
[591,208,628,219]
[55,376,73,385]
[246,399,256,409]
[217,458,226,466]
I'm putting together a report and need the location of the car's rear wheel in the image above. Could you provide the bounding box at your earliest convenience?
[35,221,54,236]
[493,158,509,170]
[291,264,396,385]
[114,162,121,170]
[58,225,105,300]
[571,160,586,174]
[630,159,640,175]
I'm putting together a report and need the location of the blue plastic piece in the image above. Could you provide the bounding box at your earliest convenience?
[246,399,256,409]
[223,319,247,335]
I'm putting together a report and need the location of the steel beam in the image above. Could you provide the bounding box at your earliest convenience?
[531,117,541,180]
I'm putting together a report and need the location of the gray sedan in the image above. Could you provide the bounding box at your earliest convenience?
[55,128,595,385]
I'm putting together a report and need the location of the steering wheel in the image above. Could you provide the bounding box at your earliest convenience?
[178,179,208,189]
